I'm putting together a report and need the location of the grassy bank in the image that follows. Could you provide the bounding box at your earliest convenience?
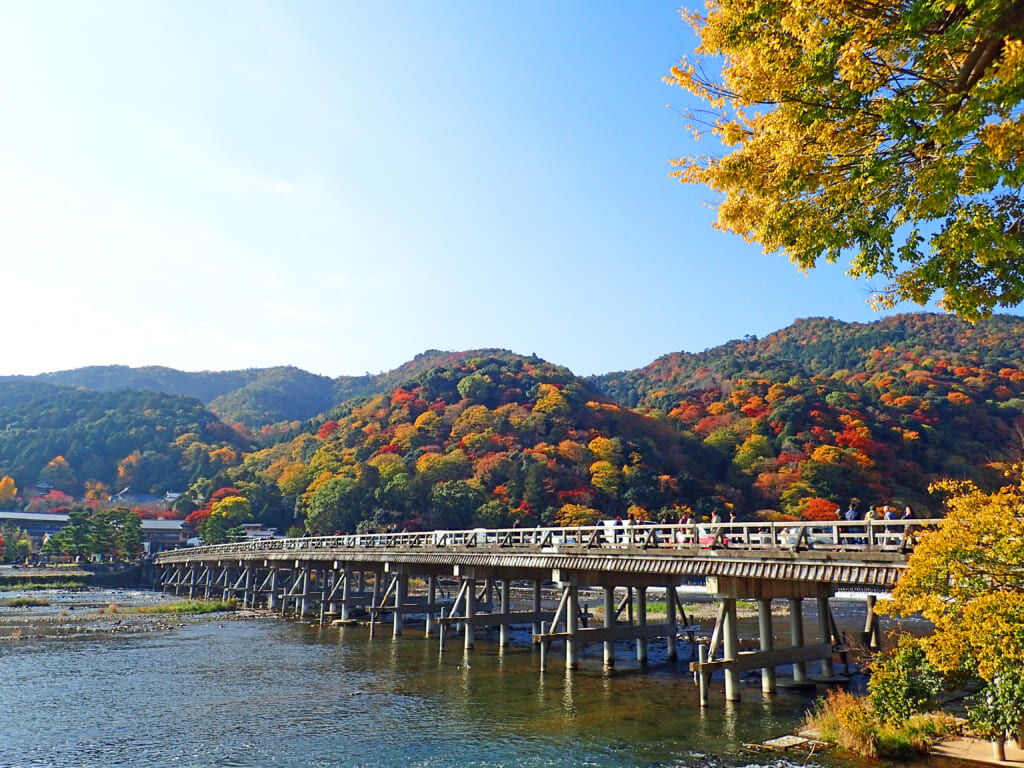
[0,580,89,591]
[134,599,239,615]
[1,596,51,607]
[805,689,957,759]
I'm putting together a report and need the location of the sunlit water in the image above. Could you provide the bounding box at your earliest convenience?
[0,589,891,768]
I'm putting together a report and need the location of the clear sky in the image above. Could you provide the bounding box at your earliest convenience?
[0,1,954,379]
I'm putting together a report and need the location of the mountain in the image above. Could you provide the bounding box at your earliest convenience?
[587,313,1024,515]
[0,380,248,499]
[238,354,710,534]
[3,313,1023,531]
[10,350,525,431]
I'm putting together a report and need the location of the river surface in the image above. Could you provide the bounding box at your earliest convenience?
[0,589,919,768]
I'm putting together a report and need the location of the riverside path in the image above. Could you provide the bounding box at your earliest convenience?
[154,518,933,703]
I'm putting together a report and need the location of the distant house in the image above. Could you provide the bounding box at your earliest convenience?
[0,511,187,550]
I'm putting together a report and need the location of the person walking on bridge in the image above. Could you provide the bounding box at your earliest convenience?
[844,500,863,545]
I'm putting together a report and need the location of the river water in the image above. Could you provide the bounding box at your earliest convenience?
[0,589,891,768]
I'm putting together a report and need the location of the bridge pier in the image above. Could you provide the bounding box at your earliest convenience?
[636,587,647,664]
[565,580,579,670]
[425,574,437,637]
[393,569,407,638]
[789,598,807,684]
[694,577,839,703]
[603,586,615,667]
[499,579,511,647]
[758,598,776,694]
[464,575,476,651]
[532,580,542,642]
[817,595,835,679]
[666,582,678,662]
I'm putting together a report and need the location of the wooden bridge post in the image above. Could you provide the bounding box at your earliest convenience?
[666,583,678,661]
[723,597,740,701]
[299,565,311,618]
[464,575,476,651]
[425,574,437,638]
[789,598,807,683]
[539,621,548,672]
[603,585,615,667]
[863,594,882,651]
[697,643,710,707]
[243,565,254,608]
[266,566,277,611]
[499,579,511,647]
[393,569,407,638]
[338,566,351,620]
[221,565,233,602]
[817,595,835,678]
[758,598,776,694]
[566,579,579,670]
[371,572,382,628]
[325,567,337,616]
[636,587,648,664]
[532,580,542,643]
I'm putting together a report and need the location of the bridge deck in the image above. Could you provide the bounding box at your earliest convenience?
[155,519,931,590]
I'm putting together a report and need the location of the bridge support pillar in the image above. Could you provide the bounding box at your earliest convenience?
[340,567,352,620]
[267,567,278,611]
[372,572,382,621]
[464,577,476,651]
[636,587,648,664]
[499,579,511,647]
[666,583,678,662]
[393,570,407,637]
[300,566,311,618]
[863,594,882,652]
[789,598,806,683]
[222,566,233,602]
[243,565,254,608]
[603,586,615,667]
[425,575,437,638]
[566,581,579,670]
[758,598,776,694]
[817,595,835,678]
[723,597,740,701]
[532,581,542,643]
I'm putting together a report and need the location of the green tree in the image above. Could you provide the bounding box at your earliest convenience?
[0,525,32,563]
[44,508,93,558]
[429,480,483,530]
[306,476,364,534]
[666,0,1024,319]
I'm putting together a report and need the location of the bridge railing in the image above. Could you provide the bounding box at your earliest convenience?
[160,518,940,561]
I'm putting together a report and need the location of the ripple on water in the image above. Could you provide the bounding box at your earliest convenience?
[0,609,833,768]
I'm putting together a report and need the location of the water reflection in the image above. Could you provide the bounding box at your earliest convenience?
[562,664,577,718]
[0,591,845,768]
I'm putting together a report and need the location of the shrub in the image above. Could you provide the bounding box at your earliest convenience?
[968,668,1024,742]
[869,636,945,723]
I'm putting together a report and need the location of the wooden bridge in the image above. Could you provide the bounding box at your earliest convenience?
[154,518,933,703]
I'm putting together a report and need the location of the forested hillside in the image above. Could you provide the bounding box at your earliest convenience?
[0,381,248,499]
[235,355,707,535]
[12,350,521,432]
[588,314,1024,514]
[3,314,1023,536]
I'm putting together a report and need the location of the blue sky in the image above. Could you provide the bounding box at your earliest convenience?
[1,1,948,378]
